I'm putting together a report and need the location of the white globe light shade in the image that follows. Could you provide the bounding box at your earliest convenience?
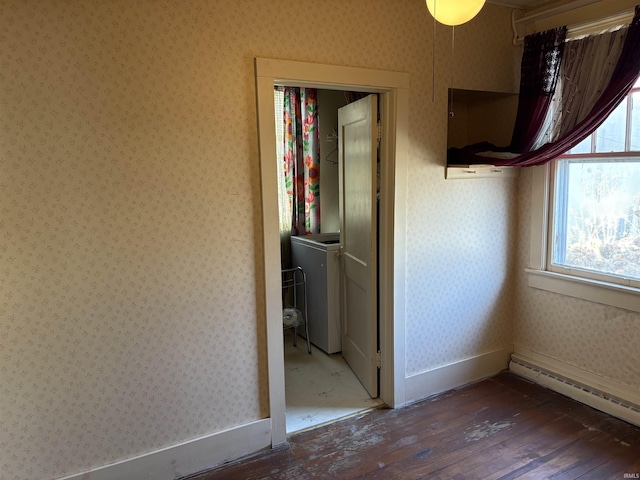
[426,0,486,26]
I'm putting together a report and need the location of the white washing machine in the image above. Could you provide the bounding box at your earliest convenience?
[290,233,341,354]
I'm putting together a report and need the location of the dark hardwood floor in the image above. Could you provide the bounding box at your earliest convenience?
[186,372,640,479]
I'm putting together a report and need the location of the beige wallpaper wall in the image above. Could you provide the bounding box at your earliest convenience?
[515,170,640,388]
[2,1,519,478]
[404,7,519,375]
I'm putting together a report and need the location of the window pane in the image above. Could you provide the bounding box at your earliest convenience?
[553,159,640,281]
[595,98,628,152]
[568,135,592,154]
[631,91,640,151]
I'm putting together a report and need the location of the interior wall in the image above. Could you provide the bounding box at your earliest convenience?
[2,1,520,478]
[447,92,518,149]
[514,170,640,388]
[317,89,347,234]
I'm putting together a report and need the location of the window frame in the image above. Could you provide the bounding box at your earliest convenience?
[546,154,640,290]
[527,161,640,313]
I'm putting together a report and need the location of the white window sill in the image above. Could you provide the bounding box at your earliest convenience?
[526,269,640,313]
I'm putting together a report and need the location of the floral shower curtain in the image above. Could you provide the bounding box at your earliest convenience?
[283,87,321,236]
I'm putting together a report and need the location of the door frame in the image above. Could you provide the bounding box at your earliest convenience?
[255,57,409,446]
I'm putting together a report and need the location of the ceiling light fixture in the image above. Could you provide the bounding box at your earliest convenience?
[426,0,486,26]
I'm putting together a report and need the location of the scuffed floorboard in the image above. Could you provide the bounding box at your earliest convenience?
[184,372,640,480]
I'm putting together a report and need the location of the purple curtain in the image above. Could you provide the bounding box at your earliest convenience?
[448,6,640,167]
[509,27,567,153]
[499,6,640,167]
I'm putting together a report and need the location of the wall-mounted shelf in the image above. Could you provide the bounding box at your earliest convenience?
[446,88,519,179]
[446,165,519,180]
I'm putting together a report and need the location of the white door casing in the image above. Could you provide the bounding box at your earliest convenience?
[254,57,409,447]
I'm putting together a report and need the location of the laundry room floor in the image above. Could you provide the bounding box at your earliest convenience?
[284,330,384,434]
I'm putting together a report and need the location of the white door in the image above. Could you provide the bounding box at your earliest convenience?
[338,94,378,398]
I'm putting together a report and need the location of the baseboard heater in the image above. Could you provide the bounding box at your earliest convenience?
[510,355,640,427]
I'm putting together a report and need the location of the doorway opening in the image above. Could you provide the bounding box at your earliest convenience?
[255,57,409,447]
[275,88,384,433]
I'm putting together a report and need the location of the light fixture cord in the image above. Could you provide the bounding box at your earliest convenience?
[432,0,436,103]
[449,26,455,118]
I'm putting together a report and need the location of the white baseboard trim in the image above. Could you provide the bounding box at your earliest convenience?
[404,346,513,405]
[57,418,272,480]
[510,346,640,427]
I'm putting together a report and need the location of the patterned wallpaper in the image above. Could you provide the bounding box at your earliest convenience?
[1,1,519,478]
[515,170,640,388]
[404,6,520,375]
[404,178,518,374]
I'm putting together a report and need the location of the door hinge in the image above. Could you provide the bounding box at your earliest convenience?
[377,121,382,144]
[376,350,382,369]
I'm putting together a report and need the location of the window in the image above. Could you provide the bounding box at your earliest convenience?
[549,79,640,289]
[528,79,640,312]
